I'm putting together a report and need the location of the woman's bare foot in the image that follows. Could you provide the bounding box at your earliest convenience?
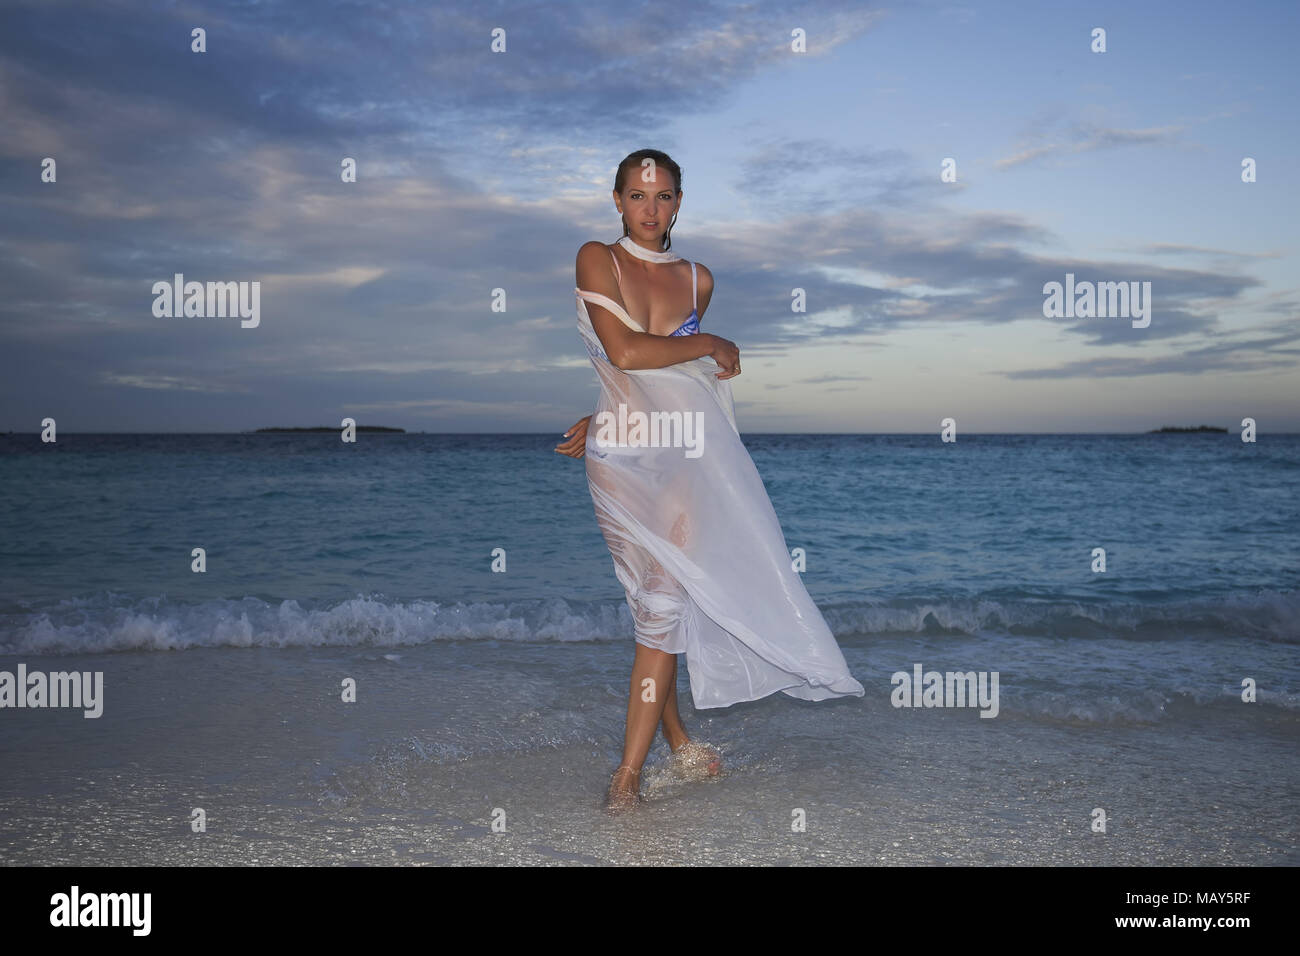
[605,765,641,812]
[669,740,722,778]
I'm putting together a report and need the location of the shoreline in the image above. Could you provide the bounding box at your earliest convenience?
[0,641,1292,866]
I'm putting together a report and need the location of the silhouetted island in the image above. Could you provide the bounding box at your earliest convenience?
[255,426,406,433]
[1147,425,1227,433]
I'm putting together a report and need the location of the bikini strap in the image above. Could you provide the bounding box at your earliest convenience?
[608,246,622,287]
[691,261,697,310]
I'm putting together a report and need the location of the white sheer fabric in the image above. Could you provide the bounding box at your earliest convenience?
[575,277,865,710]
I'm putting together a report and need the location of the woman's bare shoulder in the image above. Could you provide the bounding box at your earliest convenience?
[575,242,620,294]
[696,262,715,297]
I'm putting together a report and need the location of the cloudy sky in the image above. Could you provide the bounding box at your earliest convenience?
[1,0,1296,433]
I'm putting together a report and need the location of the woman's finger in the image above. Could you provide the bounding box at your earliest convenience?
[563,421,588,442]
[554,428,587,455]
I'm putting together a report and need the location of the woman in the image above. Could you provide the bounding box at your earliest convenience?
[556,150,864,811]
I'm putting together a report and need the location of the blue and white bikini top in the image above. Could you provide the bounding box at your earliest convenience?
[575,235,698,336]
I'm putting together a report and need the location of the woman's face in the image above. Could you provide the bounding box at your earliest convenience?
[614,166,681,244]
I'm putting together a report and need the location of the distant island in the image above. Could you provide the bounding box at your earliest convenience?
[1147,425,1227,433]
[255,425,406,433]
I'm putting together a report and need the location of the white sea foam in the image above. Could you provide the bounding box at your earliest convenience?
[4,590,1296,655]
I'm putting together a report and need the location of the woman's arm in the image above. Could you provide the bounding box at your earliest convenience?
[576,243,738,376]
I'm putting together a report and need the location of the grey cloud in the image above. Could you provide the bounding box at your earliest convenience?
[1003,326,1300,379]
[997,122,1182,169]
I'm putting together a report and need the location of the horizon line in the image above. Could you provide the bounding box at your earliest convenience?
[1,430,1286,437]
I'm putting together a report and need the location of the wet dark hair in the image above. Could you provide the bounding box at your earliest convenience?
[614,149,683,251]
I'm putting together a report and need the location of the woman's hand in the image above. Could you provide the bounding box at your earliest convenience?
[708,333,741,379]
[554,415,592,459]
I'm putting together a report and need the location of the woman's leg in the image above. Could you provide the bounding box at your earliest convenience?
[605,502,704,806]
[657,510,693,750]
[608,642,677,806]
[661,654,722,777]
[659,655,690,751]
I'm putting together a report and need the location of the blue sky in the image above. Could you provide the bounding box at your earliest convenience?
[1,0,1296,432]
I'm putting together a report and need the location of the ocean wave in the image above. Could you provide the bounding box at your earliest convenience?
[0,589,1296,655]
[821,590,1300,643]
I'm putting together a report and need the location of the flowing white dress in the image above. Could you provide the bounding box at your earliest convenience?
[575,239,865,710]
